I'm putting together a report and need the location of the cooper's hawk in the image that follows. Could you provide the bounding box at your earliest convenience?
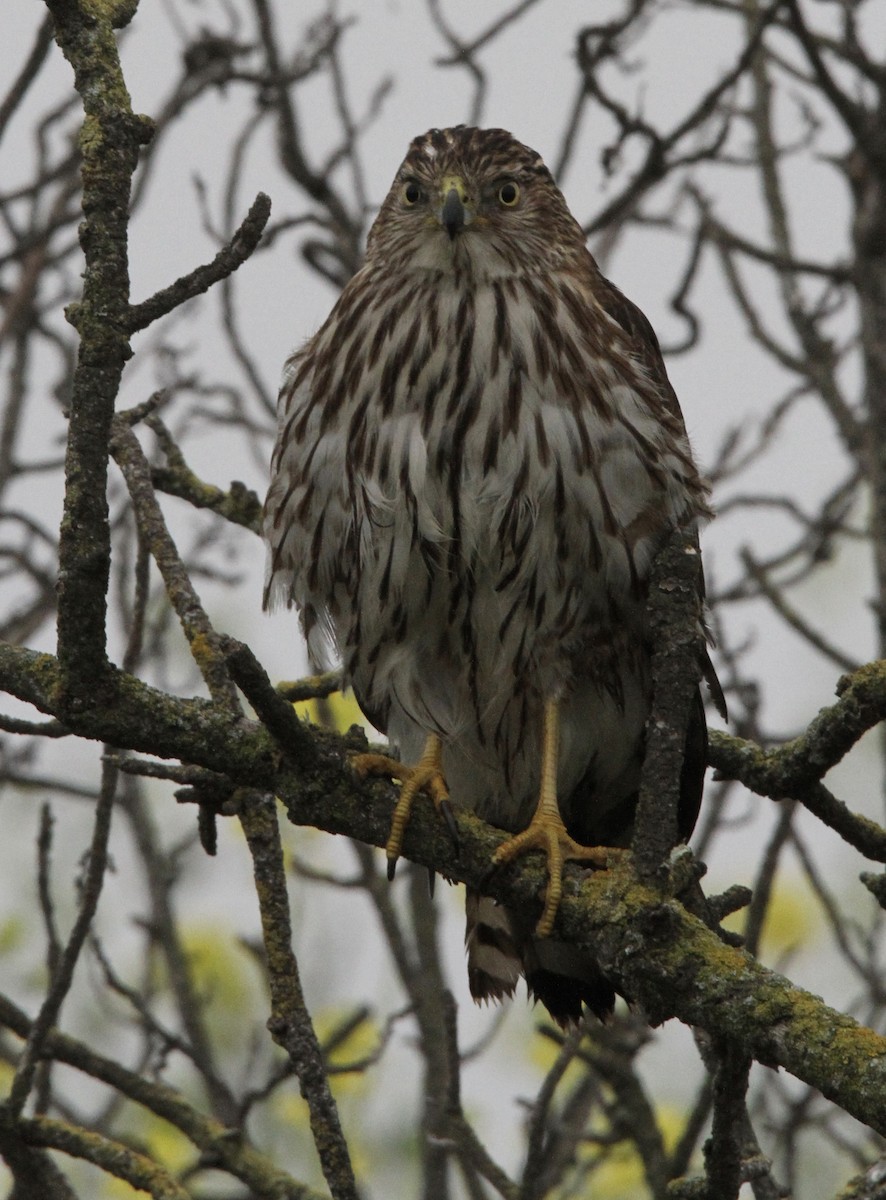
[264,125,721,1024]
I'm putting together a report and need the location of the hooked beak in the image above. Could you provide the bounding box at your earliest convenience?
[439,174,470,239]
[441,188,465,238]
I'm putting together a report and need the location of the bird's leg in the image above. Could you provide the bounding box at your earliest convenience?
[490,699,613,937]
[352,734,455,879]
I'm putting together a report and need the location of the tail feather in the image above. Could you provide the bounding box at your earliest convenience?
[523,926,617,1025]
[464,684,714,1027]
[465,889,615,1026]
[465,891,521,1003]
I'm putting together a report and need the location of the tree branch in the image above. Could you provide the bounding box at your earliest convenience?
[633,530,705,875]
[110,420,241,711]
[47,0,153,696]
[124,192,271,334]
[0,992,325,1200]
[2,636,885,1134]
[708,662,886,860]
[238,791,359,1200]
[5,758,117,1118]
[19,1115,191,1200]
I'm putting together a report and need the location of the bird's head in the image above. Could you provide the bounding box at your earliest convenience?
[365,126,588,279]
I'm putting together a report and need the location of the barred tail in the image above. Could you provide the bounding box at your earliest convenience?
[465,891,522,1004]
[465,889,617,1026]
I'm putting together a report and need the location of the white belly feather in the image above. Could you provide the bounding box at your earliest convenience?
[265,273,702,831]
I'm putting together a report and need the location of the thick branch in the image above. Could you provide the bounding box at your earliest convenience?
[633,531,705,875]
[19,1116,190,1200]
[3,638,886,1132]
[0,1112,76,1200]
[47,0,153,694]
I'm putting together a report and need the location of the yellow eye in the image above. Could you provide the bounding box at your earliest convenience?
[498,181,520,207]
[402,181,423,205]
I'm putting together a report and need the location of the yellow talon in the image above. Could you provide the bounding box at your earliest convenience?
[491,819,611,937]
[352,735,452,876]
[491,699,613,937]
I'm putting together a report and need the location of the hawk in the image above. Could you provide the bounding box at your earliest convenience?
[264,125,720,1024]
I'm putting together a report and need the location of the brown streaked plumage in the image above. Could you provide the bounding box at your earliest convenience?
[264,125,721,1024]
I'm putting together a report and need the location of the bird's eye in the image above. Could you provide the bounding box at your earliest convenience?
[402,181,423,205]
[498,181,520,207]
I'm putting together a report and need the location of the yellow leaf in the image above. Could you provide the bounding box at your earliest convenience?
[721,875,820,958]
[293,690,369,735]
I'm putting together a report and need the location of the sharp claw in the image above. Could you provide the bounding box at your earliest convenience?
[359,735,450,880]
[439,798,459,848]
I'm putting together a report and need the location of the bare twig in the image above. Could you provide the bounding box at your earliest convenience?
[5,757,117,1117]
[110,419,241,711]
[125,191,271,334]
[239,790,358,1200]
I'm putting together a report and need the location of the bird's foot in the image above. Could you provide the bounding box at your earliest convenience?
[352,735,456,878]
[486,697,617,937]
[490,813,616,939]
